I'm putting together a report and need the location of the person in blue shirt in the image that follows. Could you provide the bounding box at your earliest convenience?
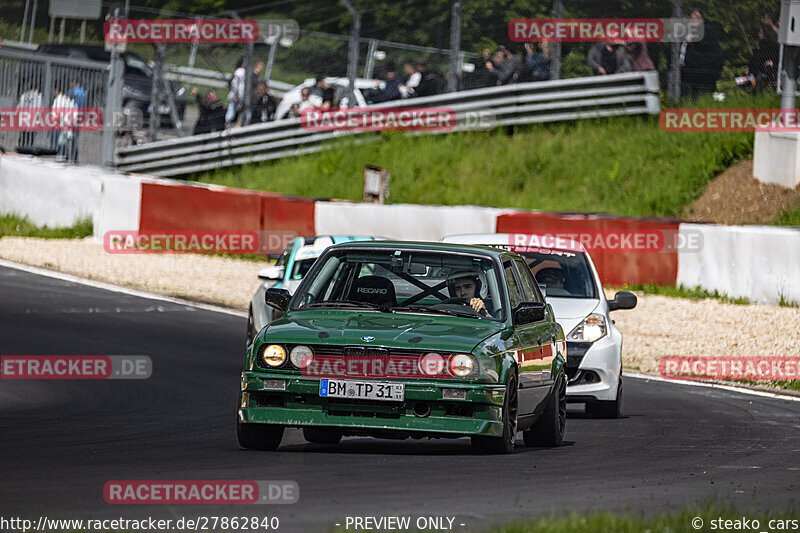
[66,80,87,163]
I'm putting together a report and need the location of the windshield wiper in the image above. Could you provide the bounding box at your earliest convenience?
[306,300,393,313]
[394,305,481,319]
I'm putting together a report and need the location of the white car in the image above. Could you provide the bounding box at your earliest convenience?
[441,233,637,418]
[275,77,382,120]
[247,235,376,346]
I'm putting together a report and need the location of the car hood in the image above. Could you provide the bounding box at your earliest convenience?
[262,310,505,353]
[547,297,601,335]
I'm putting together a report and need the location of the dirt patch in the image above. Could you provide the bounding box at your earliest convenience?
[684,159,800,225]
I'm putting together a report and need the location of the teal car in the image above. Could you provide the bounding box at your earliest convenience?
[238,241,567,454]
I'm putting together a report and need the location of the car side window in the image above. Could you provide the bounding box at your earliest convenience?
[503,260,523,309]
[515,258,543,303]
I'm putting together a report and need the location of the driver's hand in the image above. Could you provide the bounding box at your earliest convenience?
[470,298,487,314]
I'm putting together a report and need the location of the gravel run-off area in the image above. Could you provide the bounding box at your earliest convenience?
[2,237,799,388]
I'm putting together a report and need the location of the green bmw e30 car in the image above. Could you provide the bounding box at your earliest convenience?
[237,241,567,454]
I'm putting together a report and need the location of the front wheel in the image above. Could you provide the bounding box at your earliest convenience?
[471,372,517,454]
[245,305,255,347]
[237,418,284,450]
[524,369,566,447]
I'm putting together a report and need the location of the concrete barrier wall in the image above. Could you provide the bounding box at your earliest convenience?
[0,155,104,228]
[677,223,800,305]
[314,202,504,241]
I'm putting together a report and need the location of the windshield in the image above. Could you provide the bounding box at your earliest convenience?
[291,258,317,280]
[291,249,505,321]
[519,250,597,299]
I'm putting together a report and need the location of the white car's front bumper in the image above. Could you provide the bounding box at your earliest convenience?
[565,332,622,402]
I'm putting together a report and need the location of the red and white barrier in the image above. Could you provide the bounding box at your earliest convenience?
[2,154,797,305]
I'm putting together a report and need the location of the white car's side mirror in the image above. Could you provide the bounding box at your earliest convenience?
[258,265,285,281]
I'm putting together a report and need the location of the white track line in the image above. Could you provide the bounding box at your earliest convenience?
[2,259,798,402]
[625,371,800,402]
[0,259,247,318]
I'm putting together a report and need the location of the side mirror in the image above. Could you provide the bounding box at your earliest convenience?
[258,265,285,281]
[513,302,546,325]
[538,282,547,298]
[608,291,637,311]
[265,287,291,312]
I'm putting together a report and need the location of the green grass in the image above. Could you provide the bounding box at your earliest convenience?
[774,203,800,226]
[0,214,93,239]
[196,93,775,218]
[618,283,751,305]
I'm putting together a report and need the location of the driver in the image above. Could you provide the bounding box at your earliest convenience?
[535,268,566,290]
[446,269,494,317]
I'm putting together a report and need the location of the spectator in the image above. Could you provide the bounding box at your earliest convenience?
[399,62,421,98]
[525,42,551,81]
[587,42,630,75]
[319,79,336,109]
[249,82,277,124]
[289,87,316,118]
[373,63,402,102]
[626,42,655,72]
[226,56,246,125]
[17,85,42,148]
[680,8,723,98]
[482,50,505,86]
[66,80,86,163]
[743,22,780,92]
[470,48,499,88]
[50,87,75,161]
[496,46,523,85]
[191,88,226,135]
[414,58,445,96]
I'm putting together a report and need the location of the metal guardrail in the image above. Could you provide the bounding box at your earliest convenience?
[116,71,660,177]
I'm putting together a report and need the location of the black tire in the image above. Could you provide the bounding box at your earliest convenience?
[237,418,284,450]
[524,369,566,447]
[471,371,518,454]
[303,427,343,445]
[587,377,622,419]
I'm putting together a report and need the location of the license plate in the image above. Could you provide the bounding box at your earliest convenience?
[319,379,404,401]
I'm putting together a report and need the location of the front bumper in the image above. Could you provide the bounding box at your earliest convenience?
[239,371,506,438]
[564,335,621,402]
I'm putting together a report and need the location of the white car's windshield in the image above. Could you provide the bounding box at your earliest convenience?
[520,251,597,299]
[292,249,505,320]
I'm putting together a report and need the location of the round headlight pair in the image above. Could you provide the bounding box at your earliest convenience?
[418,353,474,378]
[261,344,313,368]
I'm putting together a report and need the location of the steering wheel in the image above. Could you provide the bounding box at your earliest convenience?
[439,297,470,305]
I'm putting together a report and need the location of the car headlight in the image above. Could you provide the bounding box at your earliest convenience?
[261,344,286,367]
[289,345,313,369]
[567,313,607,343]
[449,354,476,378]
[419,353,446,376]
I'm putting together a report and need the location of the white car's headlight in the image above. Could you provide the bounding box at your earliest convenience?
[567,313,607,343]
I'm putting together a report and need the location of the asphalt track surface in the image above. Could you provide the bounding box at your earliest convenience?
[1,264,799,532]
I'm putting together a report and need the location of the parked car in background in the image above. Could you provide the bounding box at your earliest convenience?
[247,235,376,346]
[441,233,637,418]
[274,77,381,120]
[238,241,566,453]
[34,44,186,126]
